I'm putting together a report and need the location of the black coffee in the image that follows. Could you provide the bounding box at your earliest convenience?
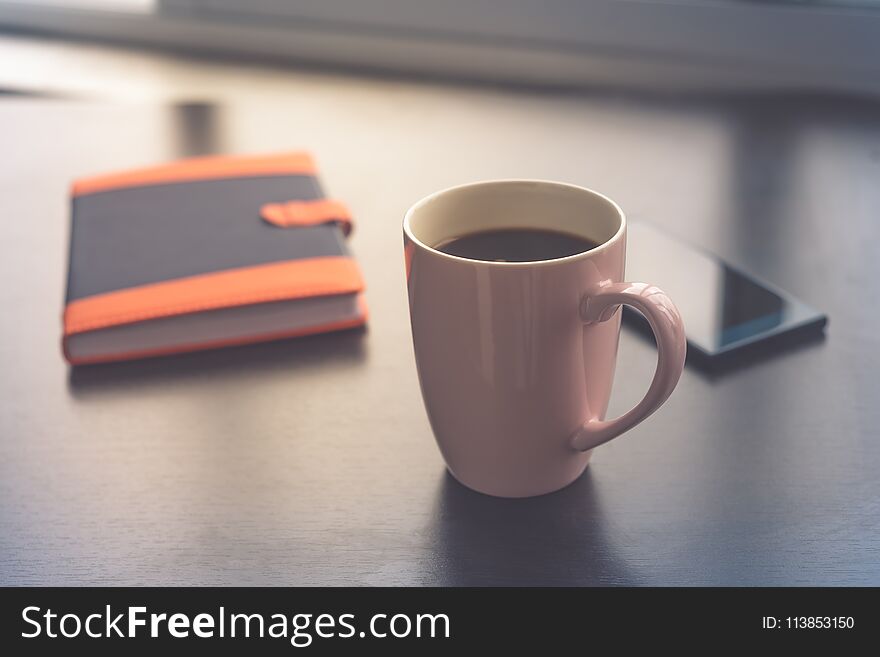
[435,228,599,263]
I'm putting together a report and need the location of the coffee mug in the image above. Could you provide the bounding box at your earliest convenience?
[404,180,686,498]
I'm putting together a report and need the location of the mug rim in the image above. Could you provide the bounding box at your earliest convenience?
[403,179,626,268]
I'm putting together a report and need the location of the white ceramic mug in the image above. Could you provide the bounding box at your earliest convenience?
[404,180,686,498]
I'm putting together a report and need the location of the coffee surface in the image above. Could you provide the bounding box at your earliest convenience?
[435,228,599,262]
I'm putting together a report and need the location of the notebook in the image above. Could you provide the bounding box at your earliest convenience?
[63,152,367,365]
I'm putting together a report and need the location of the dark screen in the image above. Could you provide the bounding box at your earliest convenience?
[718,267,784,345]
[625,222,794,351]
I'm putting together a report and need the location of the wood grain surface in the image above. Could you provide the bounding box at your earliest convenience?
[1,72,879,585]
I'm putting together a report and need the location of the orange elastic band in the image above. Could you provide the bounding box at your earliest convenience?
[261,199,353,236]
[72,152,317,197]
[63,256,363,335]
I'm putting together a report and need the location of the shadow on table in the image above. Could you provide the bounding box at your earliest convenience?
[67,327,368,397]
[424,469,639,586]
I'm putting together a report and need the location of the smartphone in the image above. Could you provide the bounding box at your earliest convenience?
[623,221,827,365]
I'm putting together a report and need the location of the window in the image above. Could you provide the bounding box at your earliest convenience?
[1,0,878,93]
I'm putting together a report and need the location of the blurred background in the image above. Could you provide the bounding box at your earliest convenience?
[0,0,878,94]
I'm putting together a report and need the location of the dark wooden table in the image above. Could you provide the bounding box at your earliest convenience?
[1,85,878,585]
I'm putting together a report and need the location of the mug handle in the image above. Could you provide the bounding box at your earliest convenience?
[571,282,687,452]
